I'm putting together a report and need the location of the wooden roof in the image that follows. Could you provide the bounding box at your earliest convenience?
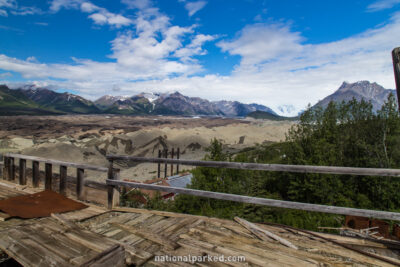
[0,181,399,266]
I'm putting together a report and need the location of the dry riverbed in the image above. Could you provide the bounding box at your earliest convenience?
[0,115,295,181]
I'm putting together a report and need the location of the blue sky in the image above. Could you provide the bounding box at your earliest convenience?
[0,0,400,115]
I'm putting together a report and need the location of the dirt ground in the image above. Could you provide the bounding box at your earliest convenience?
[0,115,295,182]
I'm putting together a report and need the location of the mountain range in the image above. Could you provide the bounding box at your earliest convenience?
[0,84,277,117]
[0,81,396,117]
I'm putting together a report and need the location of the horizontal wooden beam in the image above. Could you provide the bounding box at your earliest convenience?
[106,156,400,177]
[6,153,108,172]
[107,179,400,221]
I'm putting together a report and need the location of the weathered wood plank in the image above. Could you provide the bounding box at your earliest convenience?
[0,233,52,267]
[6,228,71,267]
[111,223,180,250]
[106,155,400,177]
[61,206,108,222]
[18,225,89,263]
[79,244,125,267]
[113,207,229,225]
[6,153,108,172]
[107,180,400,221]
[234,216,298,250]
[50,214,153,264]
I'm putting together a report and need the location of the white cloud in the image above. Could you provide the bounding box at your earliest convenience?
[50,0,133,27]
[80,2,98,13]
[0,0,42,16]
[0,0,15,8]
[10,6,43,15]
[122,0,152,9]
[108,11,207,74]
[367,0,400,11]
[174,34,216,61]
[185,1,206,17]
[0,0,14,16]
[218,23,304,66]
[0,5,215,98]
[49,0,81,12]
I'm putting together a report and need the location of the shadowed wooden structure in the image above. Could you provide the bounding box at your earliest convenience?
[1,153,400,265]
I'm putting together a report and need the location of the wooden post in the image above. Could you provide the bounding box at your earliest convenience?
[77,168,85,200]
[32,161,39,187]
[3,156,8,180]
[164,149,168,178]
[176,148,180,174]
[8,157,15,181]
[19,159,26,185]
[45,163,52,190]
[392,47,400,111]
[157,149,161,178]
[171,148,174,176]
[59,165,67,196]
[107,160,120,209]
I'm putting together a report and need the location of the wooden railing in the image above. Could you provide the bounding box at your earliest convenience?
[2,153,114,201]
[3,152,400,221]
[106,155,400,221]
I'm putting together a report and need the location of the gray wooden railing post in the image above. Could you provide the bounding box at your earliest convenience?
[32,161,39,187]
[8,157,15,181]
[164,149,168,178]
[107,160,120,209]
[392,47,400,111]
[77,168,85,200]
[59,165,67,196]
[3,156,8,180]
[171,148,174,176]
[45,163,52,190]
[19,159,26,185]
[176,148,180,174]
[157,149,161,178]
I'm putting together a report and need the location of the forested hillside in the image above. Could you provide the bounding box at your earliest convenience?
[124,94,400,230]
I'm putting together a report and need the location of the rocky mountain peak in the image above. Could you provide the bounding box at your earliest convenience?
[314,81,396,112]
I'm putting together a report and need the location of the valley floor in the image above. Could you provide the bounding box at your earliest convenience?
[0,115,294,181]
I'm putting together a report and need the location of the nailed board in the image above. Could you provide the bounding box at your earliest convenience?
[0,218,113,266]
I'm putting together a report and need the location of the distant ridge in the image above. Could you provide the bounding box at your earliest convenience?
[246,110,297,121]
[95,91,276,117]
[0,84,277,117]
[313,81,396,112]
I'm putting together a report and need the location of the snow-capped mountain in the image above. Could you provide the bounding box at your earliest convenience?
[276,104,297,117]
